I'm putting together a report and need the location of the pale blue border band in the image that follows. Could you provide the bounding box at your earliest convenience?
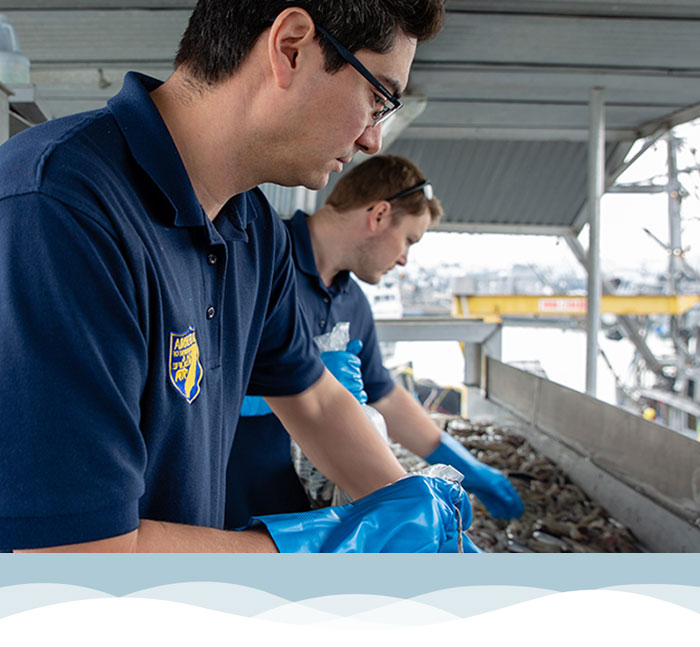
[2,555,699,599]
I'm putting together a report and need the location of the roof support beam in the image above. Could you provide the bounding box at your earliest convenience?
[430,222,574,236]
[607,125,667,182]
[607,184,667,193]
[404,126,636,142]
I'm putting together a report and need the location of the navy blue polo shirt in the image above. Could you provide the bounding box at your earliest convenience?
[225,211,395,528]
[0,72,324,550]
[285,210,394,399]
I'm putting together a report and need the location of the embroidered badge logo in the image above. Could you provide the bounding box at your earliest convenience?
[168,326,203,404]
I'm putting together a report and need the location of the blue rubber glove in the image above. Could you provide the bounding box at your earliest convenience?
[320,339,368,405]
[249,474,479,553]
[426,432,524,520]
[240,395,273,417]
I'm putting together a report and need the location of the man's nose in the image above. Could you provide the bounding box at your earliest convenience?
[356,122,382,155]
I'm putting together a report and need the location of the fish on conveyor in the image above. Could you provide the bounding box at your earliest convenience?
[390,415,646,553]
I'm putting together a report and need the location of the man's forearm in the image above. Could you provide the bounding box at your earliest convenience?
[372,384,442,457]
[15,520,279,553]
[268,371,406,500]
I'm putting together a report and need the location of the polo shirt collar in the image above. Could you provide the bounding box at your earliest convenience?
[107,72,254,236]
[288,210,351,295]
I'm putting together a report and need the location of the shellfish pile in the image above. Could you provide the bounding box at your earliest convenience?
[391,416,645,553]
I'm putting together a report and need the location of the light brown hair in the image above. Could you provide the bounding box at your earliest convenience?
[326,155,443,225]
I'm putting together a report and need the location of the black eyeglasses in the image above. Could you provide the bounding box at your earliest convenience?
[315,25,403,127]
[386,180,434,202]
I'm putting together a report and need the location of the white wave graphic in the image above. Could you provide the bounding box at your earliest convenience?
[2,582,700,624]
[254,595,459,625]
[0,591,698,646]
[0,584,112,620]
[125,583,555,623]
[605,584,700,613]
[125,582,289,617]
[412,585,554,617]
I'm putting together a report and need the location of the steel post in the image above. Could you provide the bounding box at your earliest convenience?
[586,88,605,396]
[667,132,683,294]
[0,82,11,144]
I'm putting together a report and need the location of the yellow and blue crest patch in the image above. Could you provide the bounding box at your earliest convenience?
[168,326,203,404]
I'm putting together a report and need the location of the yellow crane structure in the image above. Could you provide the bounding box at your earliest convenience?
[453,294,700,322]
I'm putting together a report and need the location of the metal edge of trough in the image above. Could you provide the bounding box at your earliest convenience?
[482,358,700,553]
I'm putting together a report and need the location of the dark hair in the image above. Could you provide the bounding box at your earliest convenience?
[326,155,443,225]
[175,0,445,85]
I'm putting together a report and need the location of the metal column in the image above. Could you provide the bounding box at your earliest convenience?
[667,132,683,293]
[666,132,689,395]
[0,82,10,144]
[585,88,605,396]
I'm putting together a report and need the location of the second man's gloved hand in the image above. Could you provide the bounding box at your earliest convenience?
[426,431,524,520]
[320,339,368,405]
[248,474,480,553]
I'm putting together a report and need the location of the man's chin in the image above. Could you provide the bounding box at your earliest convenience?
[301,173,330,192]
[356,273,381,285]
[274,172,329,192]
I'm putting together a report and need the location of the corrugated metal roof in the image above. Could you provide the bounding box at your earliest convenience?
[312,138,633,234]
[3,1,700,233]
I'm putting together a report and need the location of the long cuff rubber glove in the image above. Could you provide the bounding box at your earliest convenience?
[249,474,480,553]
[320,339,368,405]
[240,395,273,417]
[426,432,524,520]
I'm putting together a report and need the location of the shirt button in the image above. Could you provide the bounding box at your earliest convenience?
[207,253,218,265]
[319,320,326,328]
[323,297,330,304]
[206,306,216,319]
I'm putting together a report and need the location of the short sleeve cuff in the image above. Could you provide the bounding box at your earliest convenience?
[366,378,396,405]
[0,499,140,551]
[248,357,325,398]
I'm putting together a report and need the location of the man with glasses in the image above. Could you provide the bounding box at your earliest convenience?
[0,1,472,552]
[314,26,403,127]
[226,155,524,530]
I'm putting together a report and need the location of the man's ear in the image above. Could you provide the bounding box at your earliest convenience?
[366,201,393,234]
[267,8,317,89]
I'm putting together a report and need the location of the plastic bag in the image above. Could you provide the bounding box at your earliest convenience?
[291,321,390,507]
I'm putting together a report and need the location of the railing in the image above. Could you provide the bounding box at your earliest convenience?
[374,316,501,386]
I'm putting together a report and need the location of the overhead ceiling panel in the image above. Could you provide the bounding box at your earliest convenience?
[420,13,698,69]
[2,1,699,234]
[3,10,187,65]
[394,2,700,232]
[446,0,700,19]
[407,7,700,144]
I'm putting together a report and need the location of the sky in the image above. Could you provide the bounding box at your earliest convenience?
[404,119,700,282]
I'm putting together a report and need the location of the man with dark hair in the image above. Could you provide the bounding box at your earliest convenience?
[0,1,475,553]
[226,155,524,528]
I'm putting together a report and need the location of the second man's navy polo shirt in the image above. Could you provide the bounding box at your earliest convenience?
[225,211,396,528]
